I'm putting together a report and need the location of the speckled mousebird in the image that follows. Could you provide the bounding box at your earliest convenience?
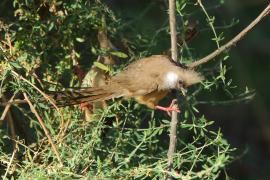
[50,55,203,112]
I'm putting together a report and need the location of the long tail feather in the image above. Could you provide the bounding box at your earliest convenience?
[48,87,121,107]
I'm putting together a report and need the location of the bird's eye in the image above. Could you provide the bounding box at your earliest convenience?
[178,80,184,86]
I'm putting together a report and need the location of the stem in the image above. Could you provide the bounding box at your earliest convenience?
[23,93,63,165]
[167,0,179,179]
[169,0,178,62]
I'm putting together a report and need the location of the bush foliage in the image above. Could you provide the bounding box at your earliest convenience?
[0,0,247,179]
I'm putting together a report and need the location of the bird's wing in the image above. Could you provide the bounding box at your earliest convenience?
[110,55,177,96]
[112,74,160,96]
[111,59,163,96]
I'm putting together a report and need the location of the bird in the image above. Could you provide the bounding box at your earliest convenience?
[50,55,203,112]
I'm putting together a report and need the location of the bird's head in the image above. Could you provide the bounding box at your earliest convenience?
[162,68,203,95]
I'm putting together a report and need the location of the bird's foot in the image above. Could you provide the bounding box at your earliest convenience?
[79,102,93,111]
[155,99,180,116]
[155,105,180,113]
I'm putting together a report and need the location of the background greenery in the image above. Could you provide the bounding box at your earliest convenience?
[0,0,269,179]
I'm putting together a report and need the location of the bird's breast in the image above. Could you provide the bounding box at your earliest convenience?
[134,90,169,109]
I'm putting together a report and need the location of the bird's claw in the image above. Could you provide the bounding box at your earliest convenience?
[155,99,180,116]
[79,102,93,110]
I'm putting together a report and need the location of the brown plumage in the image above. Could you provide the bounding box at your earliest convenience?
[50,55,203,109]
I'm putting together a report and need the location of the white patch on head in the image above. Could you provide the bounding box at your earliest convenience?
[164,71,178,88]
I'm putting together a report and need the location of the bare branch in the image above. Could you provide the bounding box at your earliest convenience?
[0,94,16,121]
[167,0,179,178]
[1,95,17,153]
[0,99,27,106]
[3,144,17,179]
[169,0,178,62]
[188,4,270,68]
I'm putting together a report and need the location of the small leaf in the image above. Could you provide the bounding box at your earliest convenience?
[76,37,85,42]
[161,119,170,124]
[223,55,230,60]
[17,53,27,61]
[48,22,54,31]
[91,47,97,54]
[9,61,22,69]
[94,62,110,72]
[110,51,128,58]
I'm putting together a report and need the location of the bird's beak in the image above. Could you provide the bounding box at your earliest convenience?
[180,87,187,96]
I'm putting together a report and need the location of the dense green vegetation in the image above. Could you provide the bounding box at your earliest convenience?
[1,0,264,179]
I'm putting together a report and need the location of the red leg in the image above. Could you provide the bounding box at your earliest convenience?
[155,99,180,114]
[80,102,93,111]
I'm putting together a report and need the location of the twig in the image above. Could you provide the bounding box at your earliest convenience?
[11,70,65,136]
[1,95,17,153]
[0,99,27,106]
[188,4,270,68]
[167,0,179,179]
[0,94,16,121]
[23,93,63,165]
[197,0,220,48]
[3,145,17,180]
[169,0,178,62]
[11,70,59,109]
[167,105,178,172]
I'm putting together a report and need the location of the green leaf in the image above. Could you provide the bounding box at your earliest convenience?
[76,37,85,42]
[223,55,230,60]
[94,61,110,72]
[110,51,128,58]
[161,119,170,124]
[9,61,22,69]
[16,53,28,62]
[48,22,54,31]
